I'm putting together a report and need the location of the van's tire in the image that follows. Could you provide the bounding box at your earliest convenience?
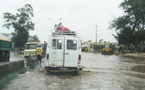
[73,71,79,75]
[46,70,51,73]
[24,56,29,58]
[45,67,51,73]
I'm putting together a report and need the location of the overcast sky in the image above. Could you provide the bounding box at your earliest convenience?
[0,0,124,43]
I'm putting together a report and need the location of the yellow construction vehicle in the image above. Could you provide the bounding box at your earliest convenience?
[102,43,113,55]
[82,46,88,52]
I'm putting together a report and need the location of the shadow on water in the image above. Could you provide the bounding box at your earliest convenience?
[45,72,80,76]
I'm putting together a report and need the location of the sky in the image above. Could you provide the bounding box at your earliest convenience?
[0,0,124,43]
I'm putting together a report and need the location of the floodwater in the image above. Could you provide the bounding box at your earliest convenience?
[2,52,145,90]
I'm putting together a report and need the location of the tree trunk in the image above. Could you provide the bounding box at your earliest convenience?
[132,20,138,33]
[122,44,127,54]
[138,43,141,53]
[140,41,144,53]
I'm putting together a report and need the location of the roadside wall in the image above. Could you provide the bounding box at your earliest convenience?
[27,57,39,69]
[0,60,25,89]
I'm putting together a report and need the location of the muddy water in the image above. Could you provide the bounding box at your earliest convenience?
[2,52,145,90]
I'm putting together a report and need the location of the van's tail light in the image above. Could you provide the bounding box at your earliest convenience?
[78,55,81,61]
[47,53,49,60]
[78,55,81,67]
[78,61,81,67]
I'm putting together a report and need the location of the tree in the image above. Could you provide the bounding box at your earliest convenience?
[3,4,34,50]
[133,30,145,52]
[28,35,40,42]
[98,39,103,45]
[109,0,145,52]
[120,0,145,31]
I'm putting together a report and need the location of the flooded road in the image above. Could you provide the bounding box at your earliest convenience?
[0,52,25,66]
[2,52,145,90]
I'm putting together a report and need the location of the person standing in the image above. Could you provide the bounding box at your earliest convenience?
[35,44,43,67]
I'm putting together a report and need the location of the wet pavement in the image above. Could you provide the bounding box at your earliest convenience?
[0,52,25,66]
[10,52,25,62]
[2,52,145,90]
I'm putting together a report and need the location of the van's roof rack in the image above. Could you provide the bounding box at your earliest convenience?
[52,30,77,36]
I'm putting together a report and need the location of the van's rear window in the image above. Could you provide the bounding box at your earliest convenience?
[52,39,62,49]
[67,40,77,50]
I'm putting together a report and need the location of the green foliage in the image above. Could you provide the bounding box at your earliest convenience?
[3,4,35,49]
[109,0,145,50]
[28,35,40,42]
[109,15,131,31]
[99,39,103,43]
[113,27,133,45]
[98,39,103,45]
[133,30,145,46]
[120,0,145,31]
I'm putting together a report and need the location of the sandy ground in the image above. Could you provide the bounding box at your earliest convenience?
[87,51,145,58]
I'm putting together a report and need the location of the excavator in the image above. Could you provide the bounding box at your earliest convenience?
[82,46,88,52]
[102,43,113,55]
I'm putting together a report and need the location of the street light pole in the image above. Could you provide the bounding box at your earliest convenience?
[96,24,97,45]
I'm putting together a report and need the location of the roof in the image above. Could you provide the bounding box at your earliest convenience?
[25,42,40,44]
[0,36,11,42]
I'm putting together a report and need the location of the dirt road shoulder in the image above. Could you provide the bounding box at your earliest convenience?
[122,53,145,58]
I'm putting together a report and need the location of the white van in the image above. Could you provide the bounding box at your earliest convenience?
[45,31,82,72]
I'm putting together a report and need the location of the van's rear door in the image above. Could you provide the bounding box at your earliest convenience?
[49,36,64,66]
[64,37,79,67]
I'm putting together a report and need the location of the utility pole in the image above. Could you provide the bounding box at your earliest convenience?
[96,24,97,45]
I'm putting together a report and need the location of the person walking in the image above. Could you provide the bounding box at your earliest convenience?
[35,44,43,67]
